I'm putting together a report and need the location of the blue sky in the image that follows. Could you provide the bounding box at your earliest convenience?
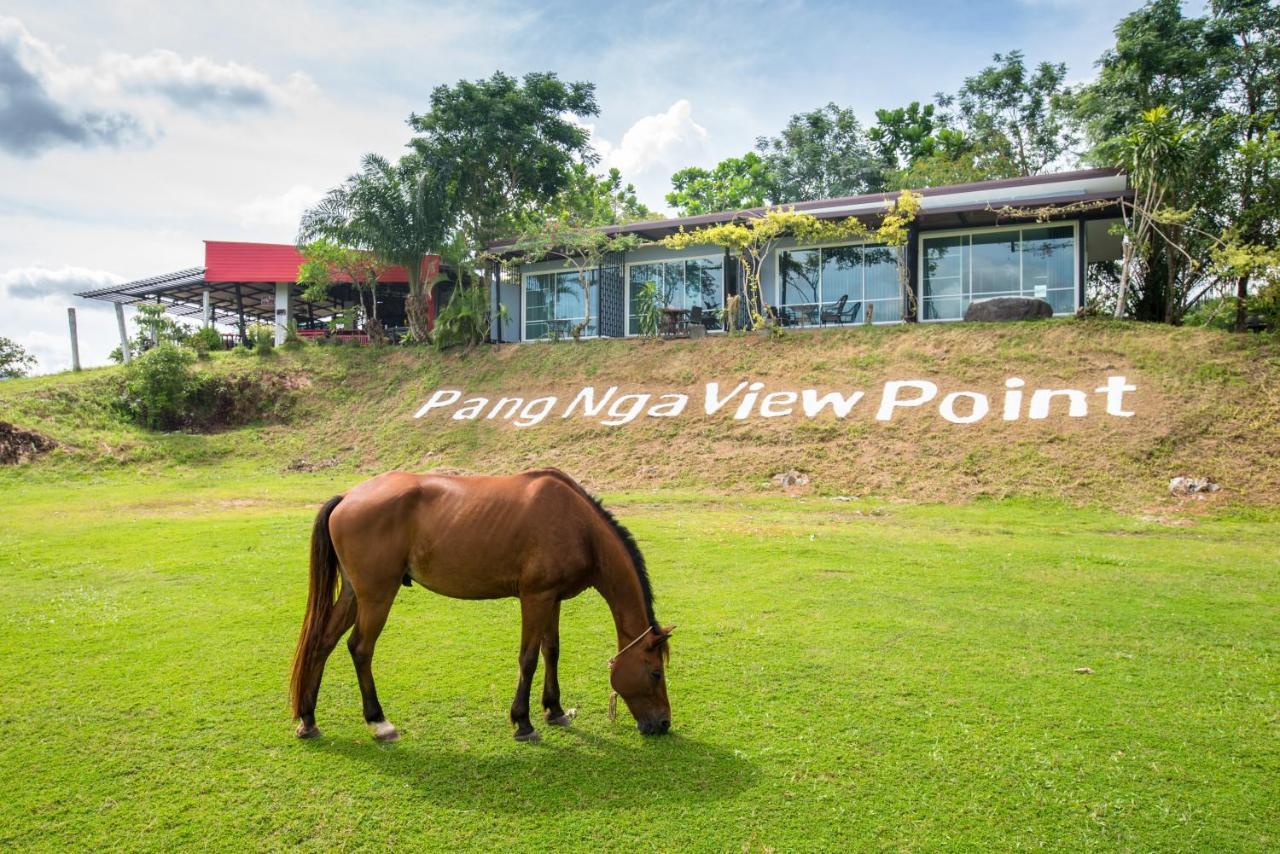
[0,0,1158,372]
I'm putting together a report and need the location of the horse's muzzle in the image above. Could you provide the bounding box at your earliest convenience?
[638,717,671,735]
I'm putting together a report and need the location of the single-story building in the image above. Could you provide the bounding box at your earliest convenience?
[486,167,1129,342]
[76,241,443,347]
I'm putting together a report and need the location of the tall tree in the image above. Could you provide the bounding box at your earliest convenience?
[755,103,881,200]
[666,152,775,216]
[547,164,654,226]
[943,50,1076,177]
[1211,0,1280,329]
[298,151,456,341]
[408,71,600,248]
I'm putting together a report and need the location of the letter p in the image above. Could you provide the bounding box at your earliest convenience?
[414,389,462,419]
[876,380,939,421]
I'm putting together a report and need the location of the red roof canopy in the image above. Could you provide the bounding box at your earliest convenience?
[203,241,438,284]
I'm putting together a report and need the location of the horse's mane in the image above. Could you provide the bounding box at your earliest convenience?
[536,469,658,631]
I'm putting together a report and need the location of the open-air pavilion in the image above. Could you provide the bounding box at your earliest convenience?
[76,241,442,351]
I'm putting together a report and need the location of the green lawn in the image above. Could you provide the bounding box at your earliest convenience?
[0,467,1275,851]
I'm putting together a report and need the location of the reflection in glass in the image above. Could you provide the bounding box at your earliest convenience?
[921,226,1076,320]
[626,256,723,334]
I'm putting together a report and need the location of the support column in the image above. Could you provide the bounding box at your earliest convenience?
[1076,218,1088,313]
[274,282,292,345]
[115,302,131,364]
[234,284,247,344]
[67,307,81,371]
[904,224,920,322]
[202,289,212,328]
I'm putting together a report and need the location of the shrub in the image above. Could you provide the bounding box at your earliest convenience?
[282,322,305,351]
[190,327,223,358]
[248,324,275,355]
[122,344,198,429]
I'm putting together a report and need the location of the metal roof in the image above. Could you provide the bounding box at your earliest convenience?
[488,167,1130,252]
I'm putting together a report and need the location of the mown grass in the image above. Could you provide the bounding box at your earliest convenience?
[1,467,1275,851]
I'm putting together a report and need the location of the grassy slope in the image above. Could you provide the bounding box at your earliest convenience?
[2,319,1277,510]
[0,470,1275,851]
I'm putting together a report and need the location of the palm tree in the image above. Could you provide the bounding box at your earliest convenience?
[299,151,456,341]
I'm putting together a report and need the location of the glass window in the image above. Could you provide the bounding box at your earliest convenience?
[922,226,1076,321]
[779,243,903,326]
[626,256,723,334]
[524,269,598,339]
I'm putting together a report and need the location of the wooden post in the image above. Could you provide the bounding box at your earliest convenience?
[114,302,131,364]
[865,303,874,325]
[67,307,81,371]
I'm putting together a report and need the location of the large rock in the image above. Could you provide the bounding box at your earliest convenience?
[964,296,1055,322]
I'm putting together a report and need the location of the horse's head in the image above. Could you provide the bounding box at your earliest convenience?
[610,625,675,735]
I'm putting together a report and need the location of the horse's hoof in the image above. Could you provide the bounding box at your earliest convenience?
[295,723,322,739]
[547,708,576,727]
[514,729,541,743]
[369,720,400,742]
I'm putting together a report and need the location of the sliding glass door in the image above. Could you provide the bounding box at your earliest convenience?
[921,224,1076,320]
[524,269,599,340]
[777,243,902,326]
[626,256,723,334]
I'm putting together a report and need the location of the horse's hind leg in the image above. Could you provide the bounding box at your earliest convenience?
[296,583,357,738]
[511,593,556,742]
[348,588,399,741]
[541,600,573,726]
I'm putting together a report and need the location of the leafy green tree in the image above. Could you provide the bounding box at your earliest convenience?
[408,71,600,248]
[666,152,775,216]
[0,336,36,379]
[1211,0,1280,329]
[943,50,1075,177]
[755,103,881,199]
[299,152,455,341]
[297,238,392,337]
[547,164,654,226]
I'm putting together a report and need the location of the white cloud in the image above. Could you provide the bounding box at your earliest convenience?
[98,50,318,111]
[0,265,129,373]
[0,14,315,158]
[236,184,325,232]
[1,264,124,302]
[593,100,710,211]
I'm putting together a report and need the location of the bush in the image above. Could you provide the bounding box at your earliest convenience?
[190,327,223,358]
[122,344,198,429]
[282,322,305,351]
[248,324,275,355]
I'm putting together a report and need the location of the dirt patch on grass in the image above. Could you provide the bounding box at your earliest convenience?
[0,422,56,464]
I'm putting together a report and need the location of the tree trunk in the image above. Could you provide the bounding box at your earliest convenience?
[405,267,431,343]
[1234,273,1251,332]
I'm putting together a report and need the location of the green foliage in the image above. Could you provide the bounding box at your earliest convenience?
[296,238,390,326]
[944,50,1075,177]
[248,324,275,355]
[122,343,199,429]
[189,326,223,359]
[666,153,774,216]
[299,152,455,341]
[755,102,882,200]
[432,283,504,350]
[632,280,662,338]
[0,335,37,378]
[546,164,654,226]
[408,71,599,248]
[282,322,305,351]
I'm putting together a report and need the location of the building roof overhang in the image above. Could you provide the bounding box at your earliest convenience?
[488,167,1130,257]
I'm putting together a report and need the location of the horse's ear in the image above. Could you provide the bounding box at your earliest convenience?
[646,625,676,650]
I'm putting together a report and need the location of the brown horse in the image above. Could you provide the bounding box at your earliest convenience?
[289,468,674,742]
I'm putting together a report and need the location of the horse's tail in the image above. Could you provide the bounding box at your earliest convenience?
[290,495,344,719]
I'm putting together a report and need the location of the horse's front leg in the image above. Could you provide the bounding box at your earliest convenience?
[511,593,555,742]
[541,599,573,727]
